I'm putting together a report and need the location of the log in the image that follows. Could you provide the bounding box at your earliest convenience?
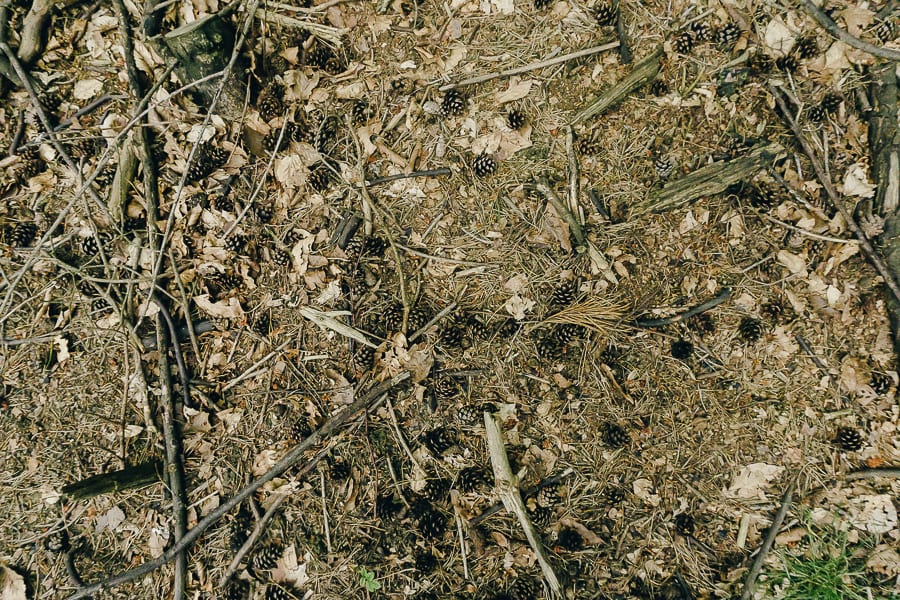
[61,460,164,499]
[571,45,663,124]
[631,141,784,216]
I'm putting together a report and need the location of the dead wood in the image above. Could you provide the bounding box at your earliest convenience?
[632,142,784,215]
[571,45,663,124]
[61,460,164,499]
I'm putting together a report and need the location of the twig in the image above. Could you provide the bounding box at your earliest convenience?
[770,84,900,307]
[795,333,829,374]
[254,9,345,45]
[221,340,293,392]
[408,301,457,343]
[451,492,469,581]
[386,398,421,472]
[396,244,494,267]
[533,177,587,251]
[564,126,581,224]
[799,0,900,62]
[571,46,662,123]
[614,1,632,64]
[8,109,24,156]
[66,373,409,599]
[438,41,619,91]
[141,320,216,351]
[365,167,452,187]
[320,468,332,554]
[484,412,561,597]
[844,467,900,481]
[740,479,796,600]
[468,468,574,526]
[634,288,731,327]
[758,212,855,244]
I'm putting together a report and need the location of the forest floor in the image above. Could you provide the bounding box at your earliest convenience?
[0,0,899,599]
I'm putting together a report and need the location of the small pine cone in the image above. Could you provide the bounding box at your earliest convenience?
[80,234,107,256]
[715,22,741,47]
[552,323,583,345]
[289,418,312,442]
[265,584,295,600]
[439,322,465,348]
[269,246,291,267]
[251,543,283,572]
[186,144,229,182]
[604,486,626,504]
[224,233,247,254]
[528,504,553,528]
[672,31,695,54]
[255,202,274,222]
[39,89,63,115]
[361,236,388,258]
[550,279,578,308]
[575,136,600,155]
[93,165,116,188]
[738,316,762,342]
[11,222,38,247]
[536,335,564,360]
[760,299,784,322]
[601,422,629,448]
[689,21,713,42]
[315,116,341,153]
[352,346,375,374]
[257,84,286,121]
[556,527,584,551]
[534,0,552,8]
[674,513,695,536]
[592,1,617,26]
[650,79,669,96]
[417,506,447,540]
[91,298,109,314]
[455,466,488,493]
[78,280,98,297]
[536,483,561,508]
[406,305,431,332]
[472,153,498,177]
[747,51,774,74]
[421,477,450,502]
[422,427,456,455]
[671,339,693,360]
[351,99,371,125]
[216,272,244,292]
[456,403,483,425]
[329,458,350,479]
[291,114,315,145]
[496,318,522,338]
[871,18,897,44]
[508,577,539,600]
[507,108,527,130]
[833,427,863,451]
[820,93,842,114]
[466,315,492,340]
[67,137,101,159]
[222,580,251,600]
[307,164,331,192]
[123,216,145,233]
[440,89,466,118]
[793,35,818,59]
[306,40,334,70]
[415,549,438,573]
[870,371,893,394]
[16,146,45,181]
[654,155,676,179]
[382,302,404,333]
[686,312,715,335]
[775,54,799,72]
[807,103,826,122]
[263,123,294,152]
[432,376,458,403]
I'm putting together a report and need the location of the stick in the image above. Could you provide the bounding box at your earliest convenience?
[533,177,587,251]
[634,288,731,327]
[386,398,421,472]
[469,468,574,526]
[320,468,332,554]
[66,373,409,599]
[844,467,900,481]
[795,333,830,374]
[613,1,632,64]
[799,0,900,62]
[770,84,900,307]
[571,46,662,124]
[633,142,784,215]
[484,412,561,597]
[564,126,581,223]
[451,492,469,581]
[438,41,619,91]
[740,480,796,600]
[365,167,452,187]
[408,301,457,343]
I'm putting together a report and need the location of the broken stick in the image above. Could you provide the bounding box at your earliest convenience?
[571,45,663,124]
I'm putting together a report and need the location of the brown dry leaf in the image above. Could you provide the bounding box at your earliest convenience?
[848,495,898,534]
[194,295,245,320]
[725,463,784,499]
[558,518,604,545]
[495,78,534,104]
[399,344,434,383]
[839,6,874,35]
[0,565,27,600]
[541,203,573,253]
[504,294,535,320]
[867,545,900,577]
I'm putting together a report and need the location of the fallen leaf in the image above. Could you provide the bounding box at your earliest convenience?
[842,164,875,198]
[495,78,534,104]
[73,78,103,100]
[848,494,898,534]
[726,463,784,499]
[866,545,900,577]
[95,506,126,534]
[194,295,245,320]
[0,565,27,600]
[504,294,535,320]
[776,250,807,276]
[764,17,794,55]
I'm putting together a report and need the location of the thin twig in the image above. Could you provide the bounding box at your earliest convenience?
[469,468,574,526]
[396,244,494,267]
[438,41,620,91]
[365,167,452,187]
[844,467,900,481]
[451,492,469,581]
[386,398,421,472]
[533,177,587,251]
[320,468,332,554]
[408,301,457,343]
[740,479,796,600]
[614,1,632,64]
[66,373,409,599]
[795,333,830,374]
[564,126,581,224]
[799,0,900,62]
[769,84,900,306]
[634,288,731,327]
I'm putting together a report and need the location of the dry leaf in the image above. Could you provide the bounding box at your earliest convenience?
[866,545,900,577]
[776,250,807,276]
[194,295,245,320]
[764,17,794,55]
[0,565,27,600]
[73,78,103,100]
[504,294,535,320]
[848,495,898,534]
[842,164,875,198]
[95,506,126,534]
[543,203,572,253]
[495,78,534,103]
[726,463,784,499]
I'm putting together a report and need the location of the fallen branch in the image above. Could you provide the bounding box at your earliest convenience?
[799,0,900,62]
[61,460,164,499]
[365,167,452,187]
[739,479,796,600]
[770,84,900,308]
[844,467,900,481]
[632,141,784,215]
[571,45,663,124]
[533,177,587,251]
[484,412,561,598]
[634,288,731,327]
[17,0,82,65]
[564,126,581,223]
[613,1,632,64]
[439,41,619,91]
[65,372,410,599]
[469,468,574,526]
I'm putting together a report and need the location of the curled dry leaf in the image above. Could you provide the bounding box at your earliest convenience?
[0,565,27,600]
[726,463,784,500]
[194,295,244,320]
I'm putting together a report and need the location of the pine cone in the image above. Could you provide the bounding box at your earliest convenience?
[251,543,282,572]
[472,154,498,177]
[439,321,465,348]
[536,335,564,360]
[255,202,274,222]
[422,427,456,455]
[650,79,669,96]
[307,164,331,192]
[534,0,552,8]
[820,93,842,114]
[592,1,617,26]
[670,339,693,360]
[440,89,466,118]
[833,427,863,451]
[432,376,458,403]
[351,100,371,125]
[258,83,286,121]
[224,233,247,254]
[417,505,447,540]
[455,466,488,493]
[415,549,439,573]
[466,315,492,340]
[550,279,578,308]
[738,316,762,342]
[604,486,626,504]
[674,512,695,536]
[556,527,583,551]
[186,144,229,182]
[536,483,561,507]
[527,504,553,528]
[747,51,774,74]
[689,21,713,42]
[264,584,296,600]
[686,312,715,335]
[793,35,818,59]
[496,318,522,338]
[456,403,483,425]
[222,580,251,600]
[807,104,826,122]
[421,477,450,502]
[715,22,741,47]
[508,577,539,600]
[270,246,291,266]
[507,108,527,130]
[11,222,38,247]
[601,422,629,447]
[775,54,798,72]
[672,31,695,54]
[16,146,45,181]
[352,346,375,373]
[654,155,676,179]
[870,371,893,395]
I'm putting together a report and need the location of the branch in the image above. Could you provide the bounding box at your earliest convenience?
[634,288,731,327]
[533,177,587,252]
[65,373,409,600]
[800,0,900,62]
[769,84,900,307]
[740,479,795,600]
[571,46,663,124]
[484,412,561,598]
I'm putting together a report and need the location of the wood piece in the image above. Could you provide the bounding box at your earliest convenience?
[633,142,784,215]
[534,176,587,252]
[484,412,562,598]
[61,460,164,499]
[153,12,244,117]
[740,480,795,600]
[18,0,81,66]
[800,0,900,62]
[634,287,731,327]
[571,45,663,124]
